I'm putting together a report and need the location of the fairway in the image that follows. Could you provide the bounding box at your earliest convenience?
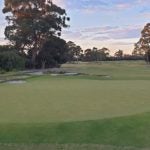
[0,61,150,149]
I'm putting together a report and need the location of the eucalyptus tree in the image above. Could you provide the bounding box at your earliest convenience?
[84,47,110,61]
[134,23,150,63]
[67,41,83,62]
[3,0,69,68]
[115,50,123,58]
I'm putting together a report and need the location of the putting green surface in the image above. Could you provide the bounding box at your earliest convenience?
[0,77,150,123]
[0,61,150,149]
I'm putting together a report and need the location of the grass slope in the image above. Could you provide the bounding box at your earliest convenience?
[0,112,150,148]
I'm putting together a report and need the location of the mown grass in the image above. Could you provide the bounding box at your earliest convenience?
[0,61,150,149]
[0,144,148,150]
[62,61,150,80]
[0,76,150,123]
[0,112,150,148]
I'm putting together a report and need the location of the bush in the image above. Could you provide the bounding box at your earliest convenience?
[0,51,25,71]
[36,37,68,69]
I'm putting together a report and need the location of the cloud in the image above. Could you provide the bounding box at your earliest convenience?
[55,0,150,13]
[61,25,142,54]
[112,42,135,45]
[92,36,110,41]
[82,26,118,33]
[63,25,142,41]
[52,0,66,7]
[138,4,150,17]
[139,12,150,18]
[62,30,83,39]
[96,26,142,40]
[108,28,141,39]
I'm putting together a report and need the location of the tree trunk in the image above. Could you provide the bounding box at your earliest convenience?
[32,51,37,69]
[42,61,46,70]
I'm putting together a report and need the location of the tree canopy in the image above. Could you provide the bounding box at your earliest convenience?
[67,41,83,62]
[115,50,123,58]
[84,47,110,61]
[133,23,150,62]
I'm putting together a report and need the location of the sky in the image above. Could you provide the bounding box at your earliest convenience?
[0,0,150,54]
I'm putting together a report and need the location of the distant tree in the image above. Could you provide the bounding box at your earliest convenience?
[0,45,15,52]
[67,41,83,62]
[93,47,100,61]
[100,47,110,57]
[133,23,150,63]
[84,47,110,62]
[3,0,69,68]
[84,48,92,61]
[115,50,123,58]
[99,47,110,60]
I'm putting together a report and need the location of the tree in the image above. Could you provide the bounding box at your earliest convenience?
[133,23,150,63]
[115,50,123,58]
[99,47,110,60]
[3,0,69,68]
[36,36,68,69]
[67,41,83,62]
[100,47,110,57]
[84,47,110,61]
[84,48,93,61]
[132,41,145,56]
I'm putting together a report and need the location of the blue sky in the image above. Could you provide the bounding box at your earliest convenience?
[0,0,150,54]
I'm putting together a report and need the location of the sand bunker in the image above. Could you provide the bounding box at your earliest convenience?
[6,80,26,84]
[51,72,80,76]
[27,72,44,76]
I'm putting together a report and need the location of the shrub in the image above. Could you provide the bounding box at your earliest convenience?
[0,51,25,71]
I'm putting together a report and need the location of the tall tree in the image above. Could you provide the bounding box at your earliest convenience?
[67,41,83,62]
[115,50,123,58]
[84,48,92,61]
[133,23,150,63]
[3,0,69,67]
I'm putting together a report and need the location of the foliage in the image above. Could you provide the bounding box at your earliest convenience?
[133,23,150,62]
[36,36,69,68]
[0,45,15,52]
[0,51,25,71]
[3,0,69,67]
[67,41,83,62]
[114,50,123,58]
[84,47,110,61]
